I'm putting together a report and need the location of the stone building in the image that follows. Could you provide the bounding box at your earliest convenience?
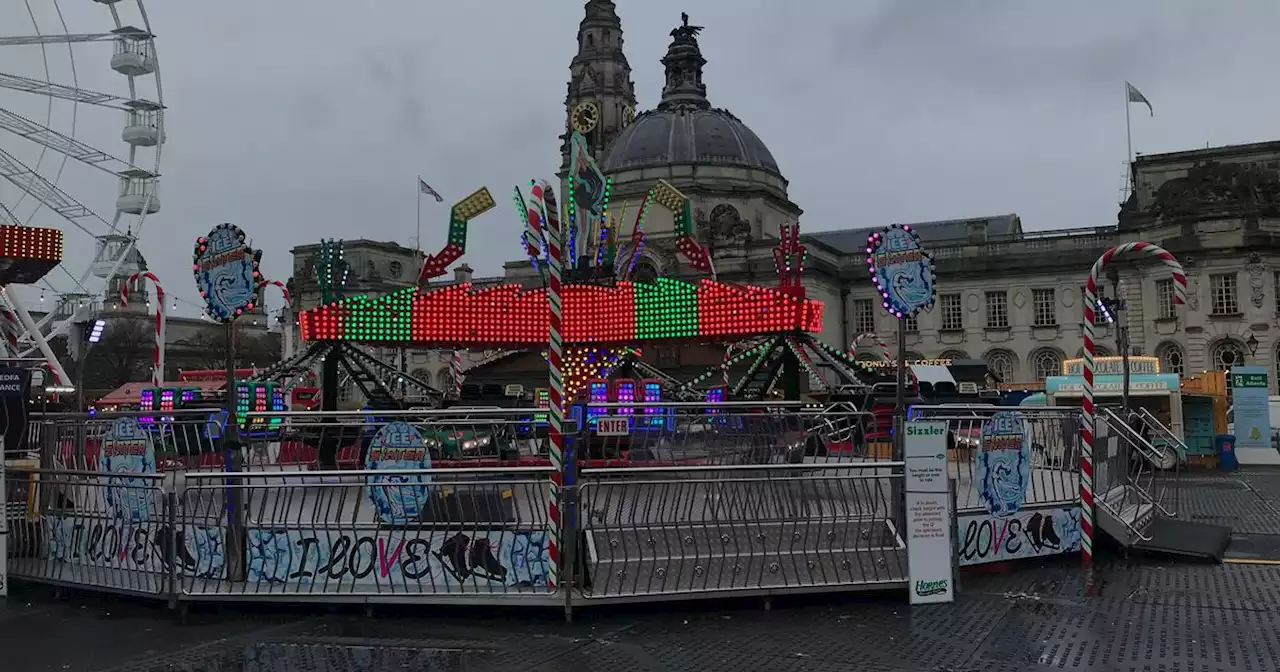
[290,3,1280,394]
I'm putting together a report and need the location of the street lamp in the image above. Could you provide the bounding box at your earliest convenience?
[73,318,107,411]
[87,318,106,344]
[1246,333,1260,357]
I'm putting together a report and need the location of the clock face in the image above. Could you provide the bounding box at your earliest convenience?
[572,101,600,133]
[622,106,636,126]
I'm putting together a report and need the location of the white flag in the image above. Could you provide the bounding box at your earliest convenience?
[1126,82,1153,117]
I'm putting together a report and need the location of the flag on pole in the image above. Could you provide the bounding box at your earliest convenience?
[419,178,444,203]
[1126,82,1153,117]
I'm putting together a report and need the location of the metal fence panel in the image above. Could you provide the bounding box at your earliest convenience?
[908,405,1082,512]
[177,467,559,604]
[577,463,906,600]
[5,468,172,596]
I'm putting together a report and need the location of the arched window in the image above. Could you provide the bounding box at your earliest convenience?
[1212,339,1246,370]
[410,368,432,387]
[1155,342,1184,376]
[632,259,659,284]
[983,350,1017,382]
[939,350,969,360]
[1031,348,1064,381]
[905,351,926,362]
[1092,345,1113,358]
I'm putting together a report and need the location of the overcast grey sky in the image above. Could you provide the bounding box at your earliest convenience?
[2,0,1279,318]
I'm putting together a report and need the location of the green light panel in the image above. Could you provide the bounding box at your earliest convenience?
[634,277,698,340]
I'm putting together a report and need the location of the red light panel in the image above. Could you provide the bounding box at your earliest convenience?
[0,225,63,284]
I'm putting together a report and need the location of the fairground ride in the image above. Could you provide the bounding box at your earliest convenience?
[0,1,163,385]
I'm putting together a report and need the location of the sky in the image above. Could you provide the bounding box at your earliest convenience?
[2,0,1279,319]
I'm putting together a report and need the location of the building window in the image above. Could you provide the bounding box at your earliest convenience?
[903,314,918,332]
[939,350,969,360]
[1155,279,1176,320]
[1155,342,1184,376]
[1210,273,1239,315]
[1212,340,1245,370]
[985,291,1008,329]
[1032,288,1057,327]
[984,350,1016,382]
[1274,272,1280,315]
[1031,349,1063,381]
[853,298,876,335]
[939,293,963,331]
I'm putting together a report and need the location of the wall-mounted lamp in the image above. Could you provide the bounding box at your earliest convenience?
[1247,333,1260,356]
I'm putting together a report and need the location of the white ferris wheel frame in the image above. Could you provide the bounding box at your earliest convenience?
[0,0,163,385]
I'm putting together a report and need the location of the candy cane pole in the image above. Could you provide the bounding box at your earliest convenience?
[541,180,565,591]
[120,272,166,386]
[449,349,464,398]
[1079,242,1185,570]
[0,306,19,356]
[722,343,736,389]
[848,332,891,362]
[257,279,292,359]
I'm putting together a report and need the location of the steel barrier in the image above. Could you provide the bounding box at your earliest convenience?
[577,463,905,603]
[4,404,908,612]
[908,405,1083,511]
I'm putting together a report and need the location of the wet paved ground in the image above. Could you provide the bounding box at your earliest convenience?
[5,467,1280,672]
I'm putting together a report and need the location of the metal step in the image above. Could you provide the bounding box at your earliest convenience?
[1097,484,1155,546]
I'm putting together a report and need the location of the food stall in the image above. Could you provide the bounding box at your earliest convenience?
[1045,356,1198,457]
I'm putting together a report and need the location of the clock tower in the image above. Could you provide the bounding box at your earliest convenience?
[560,0,638,177]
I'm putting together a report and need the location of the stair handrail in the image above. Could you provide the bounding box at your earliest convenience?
[1098,408,1177,517]
[1099,407,1176,467]
[1134,405,1184,516]
[1136,406,1188,457]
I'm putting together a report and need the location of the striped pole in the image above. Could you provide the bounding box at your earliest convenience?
[722,343,736,388]
[120,271,166,386]
[541,180,565,591]
[0,307,19,356]
[1080,242,1185,570]
[256,279,293,359]
[449,349,464,398]
[848,331,891,362]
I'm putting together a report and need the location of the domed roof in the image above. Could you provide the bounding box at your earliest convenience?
[601,107,781,175]
[600,14,783,179]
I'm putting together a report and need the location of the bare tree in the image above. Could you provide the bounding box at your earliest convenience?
[176,323,281,371]
[84,316,153,389]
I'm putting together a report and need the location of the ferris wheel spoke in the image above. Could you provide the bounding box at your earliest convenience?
[0,71,143,110]
[0,107,141,175]
[0,27,152,47]
[0,146,113,233]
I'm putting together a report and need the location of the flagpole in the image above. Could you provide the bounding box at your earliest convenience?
[415,174,422,264]
[1125,83,1134,195]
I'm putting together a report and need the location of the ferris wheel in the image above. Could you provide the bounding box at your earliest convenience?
[0,0,163,383]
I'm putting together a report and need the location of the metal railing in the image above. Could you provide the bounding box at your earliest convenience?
[1096,408,1178,521]
[907,405,1082,512]
[176,467,558,604]
[577,462,906,601]
[4,468,172,597]
[3,404,908,610]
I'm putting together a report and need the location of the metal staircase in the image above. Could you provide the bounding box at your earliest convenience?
[1095,408,1231,561]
